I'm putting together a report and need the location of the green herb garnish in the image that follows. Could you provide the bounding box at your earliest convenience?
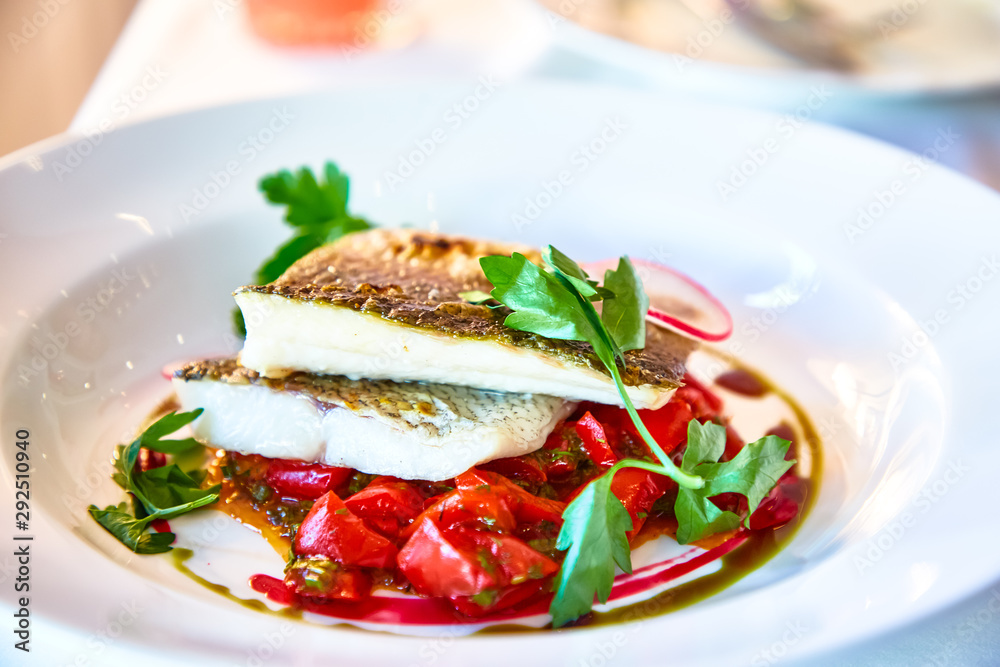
[89,409,220,554]
[233,162,372,335]
[675,420,795,544]
[479,246,795,627]
[458,290,496,304]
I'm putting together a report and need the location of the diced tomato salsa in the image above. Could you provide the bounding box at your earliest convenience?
[215,374,807,618]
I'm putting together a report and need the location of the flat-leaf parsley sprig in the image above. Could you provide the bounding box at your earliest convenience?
[89,409,220,555]
[233,162,373,335]
[478,247,795,627]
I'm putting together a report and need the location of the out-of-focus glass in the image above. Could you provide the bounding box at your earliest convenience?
[246,0,380,46]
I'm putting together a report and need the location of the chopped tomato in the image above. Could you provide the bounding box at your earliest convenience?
[574,412,618,469]
[449,579,550,617]
[396,519,500,597]
[284,557,371,601]
[265,460,352,500]
[675,374,724,419]
[539,424,582,478]
[723,424,745,462]
[406,486,518,537]
[294,491,398,569]
[630,400,694,455]
[749,476,805,530]
[480,456,547,484]
[610,468,673,541]
[345,476,425,539]
[463,530,559,585]
[398,518,557,599]
[456,469,565,525]
[136,448,167,472]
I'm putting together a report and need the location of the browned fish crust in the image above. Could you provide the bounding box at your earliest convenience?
[236,229,695,388]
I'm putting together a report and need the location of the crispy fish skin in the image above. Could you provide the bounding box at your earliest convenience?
[236,229,695,407]
[173,358,576,481]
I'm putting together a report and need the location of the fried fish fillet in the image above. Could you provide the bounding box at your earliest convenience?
[236,229,696,409]
[173,358,576,481]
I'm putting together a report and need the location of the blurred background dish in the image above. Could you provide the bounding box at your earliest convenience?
[543,0,1000,93]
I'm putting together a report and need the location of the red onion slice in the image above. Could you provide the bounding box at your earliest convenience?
[582,258,733,342]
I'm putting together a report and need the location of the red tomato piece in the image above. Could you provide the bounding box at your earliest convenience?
[449,579,549,618]
[362,516,402,540]
[463,530,559,585]
[675,373,724,418]
[294,491,398,569]
[539,425,580,478]
[631,400,695,455]
[574,412,619,469]
[723,424,745,462]
[479,456,547,483]
[137,448,167,472]
[749,477,805,530]
[398,519,558,600]
[345,477,425,521]
[265,459,352,500]
[610,468,673,541]
[284,559,371,601]
[406,486,518,537]
[455,469,565,525]
[396,519,500,597]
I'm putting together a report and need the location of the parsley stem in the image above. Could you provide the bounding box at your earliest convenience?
[606,362,704,490]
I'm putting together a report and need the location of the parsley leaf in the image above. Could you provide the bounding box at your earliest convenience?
[88,503,175,555]
[137,408,203,454]
[674,420,794,544]
[543,246,599,299]
[233,162,373,335]
[600,257,647,353]
[91,409,220,554]
[481,253,600,343]
[260,162,351,227]
[458,290,495,304]
[550,472,633,628]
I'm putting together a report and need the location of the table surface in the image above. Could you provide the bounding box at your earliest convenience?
[63,1,1000,665]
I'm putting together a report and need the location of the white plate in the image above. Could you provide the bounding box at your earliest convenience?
[547,0,1000,96]
[1,81,999,666]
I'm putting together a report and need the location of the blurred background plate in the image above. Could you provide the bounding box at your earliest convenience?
[545,0,1000,95]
